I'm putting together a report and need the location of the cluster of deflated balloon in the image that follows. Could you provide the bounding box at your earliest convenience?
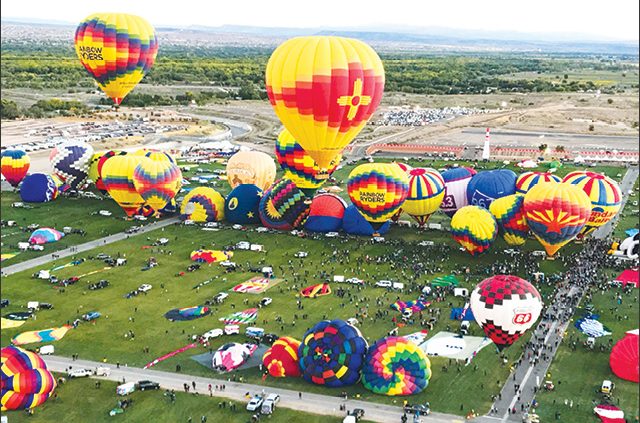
[261,320,432,396]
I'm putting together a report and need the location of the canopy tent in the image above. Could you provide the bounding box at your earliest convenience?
[431,275,459,287]
[614,268,639,288]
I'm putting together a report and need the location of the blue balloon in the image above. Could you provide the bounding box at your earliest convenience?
[159,198,178,215]
[466,169,517,210]
[304,194,346,233]
[342,204,390,236]
[20,173,58,203]
[225,184,262,224]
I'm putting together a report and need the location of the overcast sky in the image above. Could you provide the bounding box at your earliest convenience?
[2,0,639,41]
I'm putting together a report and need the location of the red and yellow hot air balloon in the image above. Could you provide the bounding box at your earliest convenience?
[562,171,622,238]
[403,168,446,226]
[1,150,30,188]
[347,163,409,225]
[75,13,158,105]
[489,194,529,246]
[132,158,182,213]
[262,337,301,378]
[101,154,145,216]
[1,346,56,411]
[450,205,498,256]
[266,36,385,170]
[523,182,592,257]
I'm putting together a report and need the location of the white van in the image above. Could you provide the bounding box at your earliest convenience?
[454,288,469,297]
[236,241,250,250]
[95,366,111,377]
[27,301,40,311]
[333,275,345,283]
[392,282,404,291]
[117,382,136,396]
[40,345,55,355]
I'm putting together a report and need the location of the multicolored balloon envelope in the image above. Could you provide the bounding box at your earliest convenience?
[450,206,498,256]
[403,168,445,226]
[95,150,126,193]
[342,204,391,236]
[132,158,182,212]
[28,228,64,245]
[226,151,276,191]
[101,154,146,216]
[440,167,477,217]
[164,306,210,322]
[212,343,257,372]
[1,149,30,188]
[1,346,56,411]
[262,337,302,378]
[515,171,561,194]
[304,193,347,233]
[298,319,368,387]
[523,182,592,257]
[20,174,58,203]
[179,187,225,223]
[190,250,232,264]
[489,194,529,246]
[224,184,262,224]
[75,13,158,105]
[562,171,622,238]
[266,36,385,170]
[347,163,409,224]
[609,333,639,383]
[49,140,94,190]
[470,275,543,350]
[258,179,310,230]
[300,283,332,298]
[275,128,341,191]
[132,149,176,164]
[361,337,431,396]
[466,169,517,209]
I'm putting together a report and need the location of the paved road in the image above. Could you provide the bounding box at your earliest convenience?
[44,355,463,423]
[592,166,639,240]
[1,217,179,277]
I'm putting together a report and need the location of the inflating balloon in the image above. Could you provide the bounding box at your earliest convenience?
[212,343,257,372]
[132,158,182,213]
[258,179,310,230]
[1,346,56,411]
[132,149,176,163]
[262,337,302,378]
[275,128,341,192]
[190,250,232,264]
[298,319,368,387]
[523,182,592,257]
[29,228,64,245]
[342,204,391,236]
[489,194,529,246]
[226,151,276,191]
[266,36,385,170]
[19,174,58,203]
[470,275,542,350]
[515,171,561,195]
[467,169,517,209]
[450,206,498,256]
[101,154,145,216]
[609,333,639,383]
[1,150,30,188]
[403,168,445,226]
[49,140,94,190]
[562,171,622,238]
[75,13,158,105]
[95,150,126,193]
[440,167,477,217]
[361,337,431,396]
[347,163,409,226]
[304,193,347,233]
[225,184,262,224]
[179,187,225,223]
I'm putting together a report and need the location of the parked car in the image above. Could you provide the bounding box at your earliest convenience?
[262,333,279,345]
[261,393,280,414]
[294,251,308,258]
[39,302,54,310]
[68,368,93,378]
[95,367,111,376]
[246,395,264,411]
[0,299,9,308]
[346,277,364,285]
[138,284,152,293]
[224,325,240,335]
[404,403,430,416]
[95,253,110,260]
[259,297,272,307]
[213,292,229,303]
[82,311,101,321]
[136,380,160,391]
[202,328,223,341]
[63,276,80,285]
[88,280,109,290]
[375,280,392,288]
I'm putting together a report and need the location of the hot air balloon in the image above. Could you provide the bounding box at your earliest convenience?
[1,150,30,188]
[489,194,529,246]
[470,275,543,350]
[75,13,158,105]
[298,319,368,387]
[515,171,561,195]
[132,149,176,163]
[523,182,592,257]
[132,158,182,213]
[304,193,347,233]
[224,184,262,224]
[562,171,622,238]
[226,151,276,191]
[347,163,409,229]
[393,162,412,173]
[342,204,391,236]
[275,128,342,193]
[1,346,56,411]
[266,36,385,170]
[609,332,639,383]
[361,337,431,396]
[212,343,258,372]
[101,154,145,216]
[467,169,517,209]
[258,179,310,230]
[19,174,58,203]
[402,168,445,226]
[179,187,225,223]
[95,150,126,194]
[440,167,477,217]
[262,337,302,378]
[87,152,103,185]
[29,228,64,245]
[450,205,498,256]
[49,140,94,190]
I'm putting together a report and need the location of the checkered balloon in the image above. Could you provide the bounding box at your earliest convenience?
[470,275,542,349]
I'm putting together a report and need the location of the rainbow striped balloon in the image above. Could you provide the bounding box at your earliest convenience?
[132,158,182,213]
[179,187,225,223]
[403,168,446,226]
[101,154,146,216]
[1,150,30,188]
[516,172,561,194]
[451,205,498,256]
[1,346,56,411]
[347,163,409,224]
[75,13,158,105]
[362,337,431,396]
[562,171,622,237]
[489,194,529,246]
[259,179,310,230]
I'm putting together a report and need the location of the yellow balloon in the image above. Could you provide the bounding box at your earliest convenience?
[101,155,145,216]
[226,151,276,191]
